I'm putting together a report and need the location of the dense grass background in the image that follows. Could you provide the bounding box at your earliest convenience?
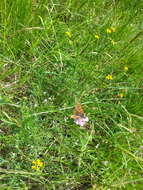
[0,0,143,189]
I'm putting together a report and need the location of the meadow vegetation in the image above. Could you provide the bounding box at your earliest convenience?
[0,0,143,189]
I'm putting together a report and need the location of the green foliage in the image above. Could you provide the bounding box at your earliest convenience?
[0,0,143,189]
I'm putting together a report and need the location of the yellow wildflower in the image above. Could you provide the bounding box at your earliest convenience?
[65,31,72,38]
[106,27,116,34]
[31,165,37,170]
[106,28,112,34]
[95,34,100,39]
[119,93,124,98]
[124,66,128,71]
[36,159,43,167]
[31,159,43,171]
[105,74,113,80]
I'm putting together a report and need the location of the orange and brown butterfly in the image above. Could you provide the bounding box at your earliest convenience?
[71,102,89,127]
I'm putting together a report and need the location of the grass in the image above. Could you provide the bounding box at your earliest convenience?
[0,0,143,189]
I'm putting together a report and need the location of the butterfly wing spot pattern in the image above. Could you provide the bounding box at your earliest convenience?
[71,102,89,127]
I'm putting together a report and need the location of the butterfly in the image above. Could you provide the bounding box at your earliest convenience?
[71,102,89,127]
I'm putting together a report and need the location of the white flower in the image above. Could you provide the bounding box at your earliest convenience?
[74,115,89,127]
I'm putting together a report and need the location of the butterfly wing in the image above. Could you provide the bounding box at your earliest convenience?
[74,102,84,115]
[71,102,84,119]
